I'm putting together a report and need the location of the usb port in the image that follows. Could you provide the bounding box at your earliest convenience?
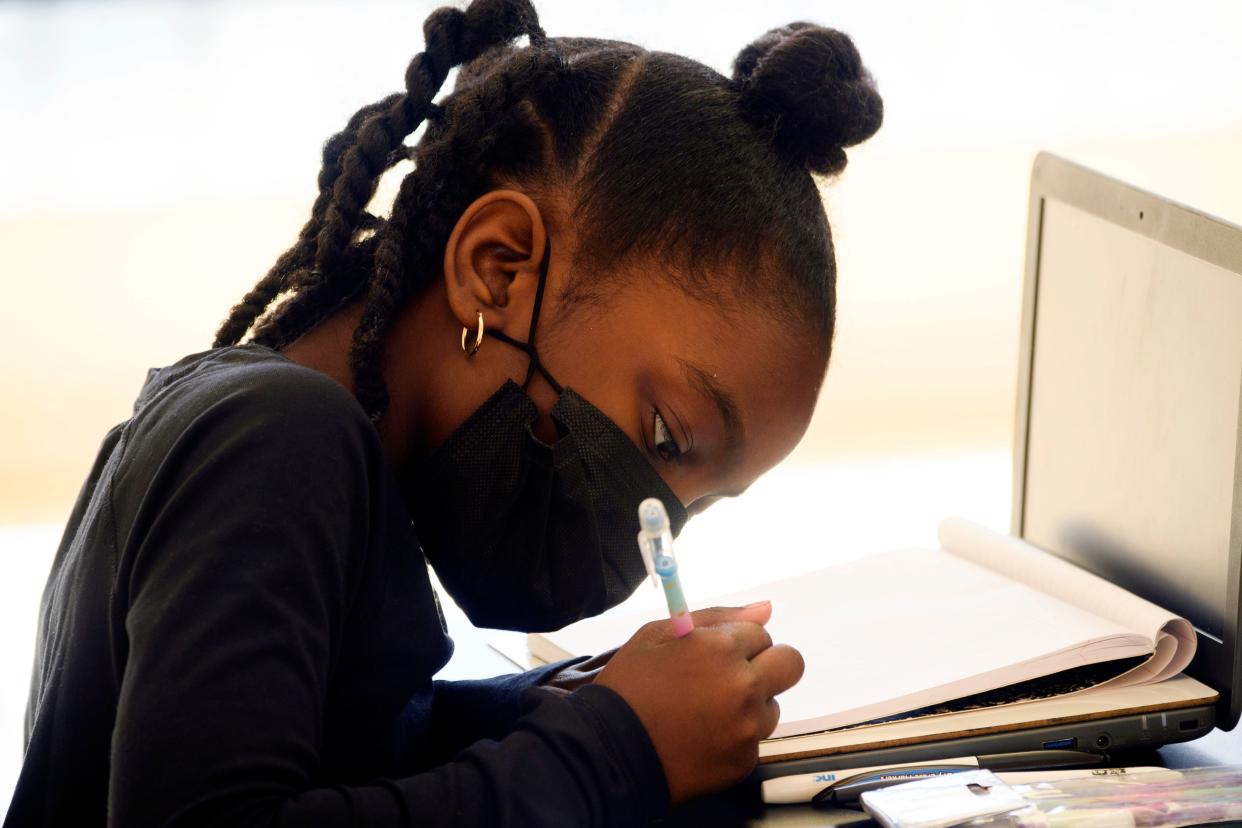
[1041,738,1077,750]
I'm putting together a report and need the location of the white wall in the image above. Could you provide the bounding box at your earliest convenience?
[3,0,1241,522]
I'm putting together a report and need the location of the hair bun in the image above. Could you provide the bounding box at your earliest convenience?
[732,22,883,175]
[424,0,542,69]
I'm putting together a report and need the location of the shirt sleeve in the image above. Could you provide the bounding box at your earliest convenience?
[107,367,669,828]
[420,657,588,764]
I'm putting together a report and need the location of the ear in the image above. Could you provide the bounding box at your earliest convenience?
[442,189,548,338]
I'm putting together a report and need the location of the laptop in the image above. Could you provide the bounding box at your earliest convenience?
[753,151,1242,783]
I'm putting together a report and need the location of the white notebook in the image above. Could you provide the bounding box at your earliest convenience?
[527,518,1196,739]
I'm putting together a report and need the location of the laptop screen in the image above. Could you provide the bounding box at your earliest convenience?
[1021,197,1242,644]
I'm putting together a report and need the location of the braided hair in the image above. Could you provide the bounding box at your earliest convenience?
[214,0,883,423]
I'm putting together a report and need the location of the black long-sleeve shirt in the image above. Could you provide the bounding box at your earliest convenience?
[6,343,669,826]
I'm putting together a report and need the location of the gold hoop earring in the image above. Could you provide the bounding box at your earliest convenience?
[461,311,484,357]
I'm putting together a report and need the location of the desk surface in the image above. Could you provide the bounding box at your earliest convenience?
[441,605,1242,828]
[654,732,1242,828]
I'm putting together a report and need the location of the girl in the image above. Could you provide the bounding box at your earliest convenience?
[8,0,881,824]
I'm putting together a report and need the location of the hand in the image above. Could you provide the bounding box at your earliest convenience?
[542,648,618,695]
[595,602,804,805]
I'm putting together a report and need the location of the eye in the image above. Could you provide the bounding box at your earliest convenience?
[652,411,683,463]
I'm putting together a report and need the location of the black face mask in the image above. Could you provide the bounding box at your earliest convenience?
[407,240,689,632]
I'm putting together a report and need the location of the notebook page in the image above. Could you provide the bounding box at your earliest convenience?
[533,547,1152,736]
[938,517,1196,684]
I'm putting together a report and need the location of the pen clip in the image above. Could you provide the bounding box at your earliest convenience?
[637,529,660,588]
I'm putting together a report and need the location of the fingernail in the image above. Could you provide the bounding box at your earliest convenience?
[744,600,771,609]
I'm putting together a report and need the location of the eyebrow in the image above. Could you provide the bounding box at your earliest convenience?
[676,358,746,468]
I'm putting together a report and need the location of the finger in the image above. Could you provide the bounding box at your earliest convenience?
[715,620,773,660]
[758,697,781,740]
[690,601,772,629]
[750,643,806,697]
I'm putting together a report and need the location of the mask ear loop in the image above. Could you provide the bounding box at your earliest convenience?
[486,239,564,395]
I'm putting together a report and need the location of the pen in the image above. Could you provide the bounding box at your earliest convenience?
[823,765,1171,807]
[761,749,1109,805]
[637,497,694,636]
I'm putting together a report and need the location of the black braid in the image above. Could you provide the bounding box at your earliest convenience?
[349,47,567,419]
[244,0,546,352]
[248,9,467,351]
[249,2,544,353]
[213,94,401,347]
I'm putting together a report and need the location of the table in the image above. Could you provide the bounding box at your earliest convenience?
[658,734,1242,827]
[441,611,1242,827]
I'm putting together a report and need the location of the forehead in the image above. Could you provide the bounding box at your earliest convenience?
[564,271,828,484]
